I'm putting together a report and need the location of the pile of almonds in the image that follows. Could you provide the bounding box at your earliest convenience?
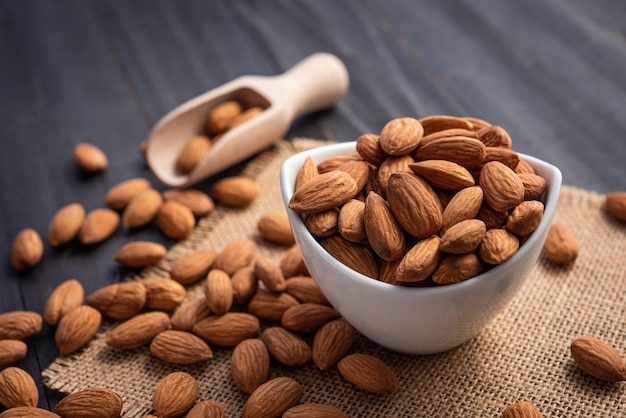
[175,100,265,175]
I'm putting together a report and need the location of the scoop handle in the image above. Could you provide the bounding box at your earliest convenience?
[273,53,349,118]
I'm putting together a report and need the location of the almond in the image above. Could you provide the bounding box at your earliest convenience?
[231,338,270,394]
[319,235,379,279]
[260,326,311,366]
[171,298,211,331]
[176,135,211,174]
[463,116,491,131]
[476,125,512,148]
[0,340,27,369]
[79,208,120,245]
[518,172,547,201]
[420,128,478,146]
[571,336,626,382]
[542,223,579,265]
[105,311,170,350]
[441,186,484,233]
[337,199,366,242]
[281,303,338,333]
[432,253,486,285]
[387,173,442,238]
[214,239,258,275]
[478,229,519,265]
[0,367,37,408]
[247,290,300,322]
[0,407,61,417]
[396,236,442,282]
[480,161,525,212]
[254,257,286,292]
[415,136,486,169]
[205,269,233,315]
[170,248,218,285]
[356,133,387,166]
[377,155,414,195]
[364,191,406,261]
[10,228,43,270]
[439,219,486,254]
[206,100,243,135]
[153,372,198,418]
[280,245,307,279]
[506,200,544,237]
[283,404,349,418]
[157,200,195,239]
[305,209,339,238]
[105,177,151,209]
[379,259,403,285]
[212,176,260,207]
[379,117,423,156]
[515,159,536,175]
[55,388,122,418]
[503,401,543,418]
[47,203,85,246]
[418,115,472,136]
[294,155,319,191]
[228,106,264,129]
[336,159,370,191]
[73,142,108,173]
[257,211,295,246]
[122,188,163,229]
[285,276,329,305]
[86,281,147,320]
[231,266,259,306]
[409,160,475,191]
[193,312,260,347]
[482,147,520,170]
[312,320,356,370]
[316,155,357,174]
[55,305,101,356]
[289,170,358,214]
[162,189,215,217]
[0,312,42,341]
[187,400,225,418]
[113,241,166,267]
[43,279,84,326]
[150,330,212,364]
[477,202,509,230]
[337,353,398,394]
[606,191,626,223]
[140,277,186,311]
[242,377,303,418]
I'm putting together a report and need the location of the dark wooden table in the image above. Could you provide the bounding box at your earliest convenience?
[1,0,625,413]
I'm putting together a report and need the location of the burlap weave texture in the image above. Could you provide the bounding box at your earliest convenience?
[43,140,626,417]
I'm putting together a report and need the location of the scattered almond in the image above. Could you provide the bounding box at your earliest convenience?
[205,269,233,315]
[212,177,260,207]
[242,377,303,418]
[254,257,286,292]
[283,404,349,418]
[105,177,151,210]
[170,298,211,331]
[43,279,84,326]
[105,311,170,350]
[193,313,260,347]
[10,228,43,270]
[337,353,398,394]
[157,200,196,239]
[140,277,186,311]
[260,327,311,366]
[79,208,119,245]
[153,372,198,418]
[214,239,258,275]
[0,367,38,408]
[0,340,27,370]
[542,223,579,265]
[122,188,163,229]
[170,248,218,285]
[0,311,42,341]
[113,241,167,267]
[281,303,338,333]
[231,266,259,306]
[73,142,108,173]
[571,336,626,382]
[257,211,295,246]
[503,401,543,418]
[0,406,61,417]
[162,189,215,217]
[231,338,270,394]
[285,276,329,305]
[176,135,212,174]
[54,305,101,356]
[55,388,122,418]
[47,203,85,246]
[312,320,355,370]
[247,290,300,322]
[86,281,146,320]
[606,191,626,223]
[150,330,213,364]
[187,400,225,418]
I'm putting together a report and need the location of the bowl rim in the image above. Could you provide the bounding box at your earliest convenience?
[280,141,562,297]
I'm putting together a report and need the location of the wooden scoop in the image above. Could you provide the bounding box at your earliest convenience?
[145,53,349,187]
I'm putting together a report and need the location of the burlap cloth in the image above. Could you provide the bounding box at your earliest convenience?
[43,139,626,417]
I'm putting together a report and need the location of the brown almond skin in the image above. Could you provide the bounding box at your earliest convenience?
[47,203,85,246]
[55,388,122,418]
[0,367,38,408]
[0,340,27,369]
[571,336,626,382]
[338,199,366,242]
[228,106,263,129]
[542,223,579,265]
[43,279,85,326]
[312,320,356,370]
[113,241,167,267]
[260,327,311,366]
[206,100,243,135]
[140,277,186,311]
[415,136,486,169]
[364,191,406,261]
[316,155,357,174]
[503,401,543,418]
[418,115,473,136]
[79,208,120,245]
[254,257,286,292]
[432,253,486,285]
[170,249,218,285]
[73,142,108,173]
[518,172,547,201]
[379,117,423,156]
[281,303,339,333]
[0,406,61,417]
[606,191,626,223]
[377,155,414,195]
[338,353,398,394]
[149,330,213,365]
[0,311,42,341]
[288,170,358,214]
[294,155,319,192]
[86,281,146,320]
[387,173,442,238]
[320,235,379,280]
[283,404,349,418]
[280,245,307,278]
[480,161,525,212]
[187,400,225,418]
[122,188,163,229]
[242,377,303,418]
[105,311,171,350]
[162,189,215,217]
[10,228,43,270]
[305,209,339,238]
[54,305,102,356]
[482,147,520,170]
[212,176,260,207]
[409,160,475,191]
[476,125,512,148]
[193,313,260,347]
[506,200,544,237]
[257,211,295,246]
[231,338,270,394]
[176,135,212,174]
[205,269,233,315]
[153,372,198,418]
[478,229,519,265]
[231,266,259,306]
[285,277,329,305]
[214,239,258,275]
[441,186,484,233]
[157,200,196,240]
[439,219,487,254]
[171,298,211,331]
[396,236,442,282]
[105,177,151,209]
[356,133,387,166]
[336,159,370,191]
[247,291,300,322]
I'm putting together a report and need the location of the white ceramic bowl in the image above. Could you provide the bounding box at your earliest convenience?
[280,142,561,354]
